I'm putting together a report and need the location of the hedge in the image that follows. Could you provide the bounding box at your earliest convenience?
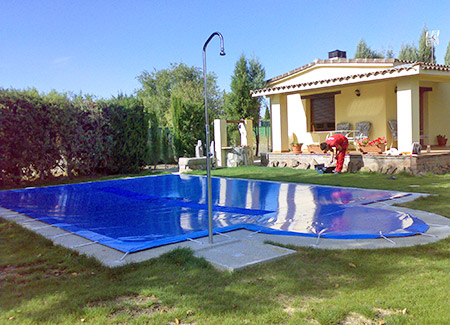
[0,89,150,185]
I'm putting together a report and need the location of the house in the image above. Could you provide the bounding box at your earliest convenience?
[251,50,450,154]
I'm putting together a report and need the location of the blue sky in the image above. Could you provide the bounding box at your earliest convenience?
[1,0,449,98]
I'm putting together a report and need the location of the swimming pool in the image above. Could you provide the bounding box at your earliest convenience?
[0,174,428,253]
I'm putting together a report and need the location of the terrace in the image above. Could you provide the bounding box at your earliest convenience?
[265,145,450,175]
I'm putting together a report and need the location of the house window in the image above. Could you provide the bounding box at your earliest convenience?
[310,96,335,131]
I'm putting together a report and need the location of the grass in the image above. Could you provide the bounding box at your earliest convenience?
[1,166,450,324]
[0,167,173,191]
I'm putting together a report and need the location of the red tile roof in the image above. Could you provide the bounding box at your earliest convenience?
[251,60,450,97]
[267,58,397,83]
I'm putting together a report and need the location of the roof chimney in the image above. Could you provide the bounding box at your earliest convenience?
[328,50,346,59]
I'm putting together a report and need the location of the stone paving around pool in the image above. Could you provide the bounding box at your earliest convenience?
[2,191,450,271]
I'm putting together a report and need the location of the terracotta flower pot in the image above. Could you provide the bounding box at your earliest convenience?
[291,143,303,154]
[359,143,386,154]
[437,137,448,147]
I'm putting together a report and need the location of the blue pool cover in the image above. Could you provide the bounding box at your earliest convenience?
[0,174,428,253]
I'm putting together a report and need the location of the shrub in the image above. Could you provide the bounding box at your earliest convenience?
[171,96,205,158]
[0,89,152,185]
[102,95,150,174]
[147,109,160,168]
[59,95,112,176]
[0,89,61,183]
[160,127,170,165]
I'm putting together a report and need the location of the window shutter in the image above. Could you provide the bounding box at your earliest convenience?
[311,97,335,123]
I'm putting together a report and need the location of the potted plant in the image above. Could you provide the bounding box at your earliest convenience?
[290,142,303,154]
[437,134,447,147]
[357,137,387,154]
[356,137,370,147]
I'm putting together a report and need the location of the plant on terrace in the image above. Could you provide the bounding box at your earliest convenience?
[356,137,387,146]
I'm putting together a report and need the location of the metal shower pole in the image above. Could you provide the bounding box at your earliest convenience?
[202,32,225,244]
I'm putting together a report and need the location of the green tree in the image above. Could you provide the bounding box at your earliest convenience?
[226,55,253,120]
[225,55,253,147]
[46,92,108,177]
[148,109,160,168]
[226,55,266,154]
[136,63,223,126]
[445,41,450,66]
[0,88,61,183]
[385,49,395,59]
[398,43,419,61]
[160,127,170,166]
[248,57,266,155]
[354,39,371,58]
[171,96,205,158]
[354,39,384,59]
[103,94,150,174]
[264,106,270,120]
[418,26,435,63]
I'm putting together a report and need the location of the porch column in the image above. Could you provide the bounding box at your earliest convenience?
[287,93,309,144]
[270,95,289,152]
[396,77,420,152]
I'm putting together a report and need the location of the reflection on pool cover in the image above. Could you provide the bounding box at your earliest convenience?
[0,174,428,253]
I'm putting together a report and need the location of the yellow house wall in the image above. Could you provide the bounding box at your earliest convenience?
[427,82,450,145]
[417,80,435,146]
[335,81,397,141]
[385,81,398,122]
[385,81,398,146]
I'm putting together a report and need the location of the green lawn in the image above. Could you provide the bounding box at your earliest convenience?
[1,166,450,324]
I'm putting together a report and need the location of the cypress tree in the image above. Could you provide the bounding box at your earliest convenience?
[148,109,160,169]
[398,43,419,61]
[264,106,270,120]
[226,55,266,153]
[444,41,450,66]
[170,96,204,158]
[418,26,434,63]
[354,39,384,59]
[160,127,169,167]
[226,55,253,120]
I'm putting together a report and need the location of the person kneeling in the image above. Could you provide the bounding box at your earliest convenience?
[320,134,349,174]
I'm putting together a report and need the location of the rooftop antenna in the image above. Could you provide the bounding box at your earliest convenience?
[426,30,439,64]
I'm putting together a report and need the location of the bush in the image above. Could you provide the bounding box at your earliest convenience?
[103,95,150,174]
[58,96,112,177]
[0,89,152,185]
[160,127,169,165]
[147,109,160,168]
[171,96,205,158]
[0,89,61,183]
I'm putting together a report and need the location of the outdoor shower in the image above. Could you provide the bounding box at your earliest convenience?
[203,32,225,244]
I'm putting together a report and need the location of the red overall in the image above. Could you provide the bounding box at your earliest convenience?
[325,134,348,172]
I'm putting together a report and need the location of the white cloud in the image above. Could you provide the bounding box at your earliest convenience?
[52,56,72,67]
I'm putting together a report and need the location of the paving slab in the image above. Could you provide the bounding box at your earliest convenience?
[193,239,296,271]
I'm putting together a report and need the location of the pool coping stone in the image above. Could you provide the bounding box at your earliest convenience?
[2,192,450,271]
